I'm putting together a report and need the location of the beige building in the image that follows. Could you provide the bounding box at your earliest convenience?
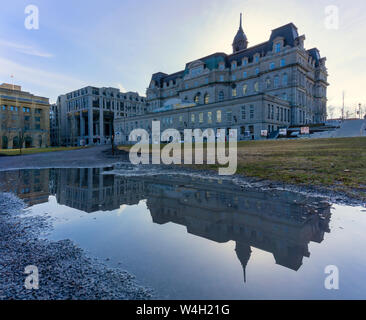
[0,83,50,149]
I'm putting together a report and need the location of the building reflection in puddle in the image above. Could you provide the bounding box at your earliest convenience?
[0,167,331,283]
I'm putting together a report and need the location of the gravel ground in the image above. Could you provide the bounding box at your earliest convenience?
[0,192,153,300]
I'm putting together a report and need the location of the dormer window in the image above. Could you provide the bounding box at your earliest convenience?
[219,62,225,70]
[254,54,260,63]
[275,43,281,53]
[242,58,248,66]
[231,61,237,70]
[191,65,203,77]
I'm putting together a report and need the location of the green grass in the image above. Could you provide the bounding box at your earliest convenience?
[118,137,366,200]
[0,146,86,156]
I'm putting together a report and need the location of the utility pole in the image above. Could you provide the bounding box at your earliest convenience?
[359,103,362,119]
[342,91,345,120]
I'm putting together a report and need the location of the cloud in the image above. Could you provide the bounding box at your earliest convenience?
[117,83,127,92]
[0,57,85,100]
[0,39,53,58]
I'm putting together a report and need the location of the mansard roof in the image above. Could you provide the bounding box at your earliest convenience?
[228,23,299,64]
[307,48,321,66]
[149,22,311,86]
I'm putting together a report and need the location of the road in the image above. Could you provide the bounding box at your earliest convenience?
[0,145,128,171]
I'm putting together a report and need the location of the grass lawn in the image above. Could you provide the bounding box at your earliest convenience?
[118,137,366,200]
[0,146,86,156]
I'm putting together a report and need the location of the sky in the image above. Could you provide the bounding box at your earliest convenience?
[0,0,365,117]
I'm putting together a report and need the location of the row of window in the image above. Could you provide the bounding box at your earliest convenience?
[155,52,287,90]
[159,62,289,98]
[231,58,286,72]
[223,43,284,71]
[67,98,144,114]
[1,105,42,113]
[267,104,291,122]
[67,89,145,102]
[190,74,289,106]
[0,123,42,130]
[124,106,262,132]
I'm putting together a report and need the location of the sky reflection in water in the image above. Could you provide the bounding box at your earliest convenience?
[0,167,365,299]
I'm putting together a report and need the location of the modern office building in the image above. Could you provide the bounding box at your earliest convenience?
[0,83,50,149]
[56,86,146,146]
[115,15,328,143]
[50,103,61,146]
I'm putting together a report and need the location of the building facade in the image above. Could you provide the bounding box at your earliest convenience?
[55,86,146,146]
[115,16,328,143]
[50,103,61,146]
[0,83,50,149]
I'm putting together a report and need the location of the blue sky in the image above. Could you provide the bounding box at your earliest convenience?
[0,0,365,116]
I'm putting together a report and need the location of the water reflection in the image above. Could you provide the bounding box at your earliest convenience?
[0,169,50,206]
[0,167,331,282]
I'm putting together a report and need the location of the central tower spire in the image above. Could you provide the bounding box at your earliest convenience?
[232,13,248,53]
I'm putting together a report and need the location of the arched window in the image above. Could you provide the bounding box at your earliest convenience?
[25,136,32,149]
[194,94,199,104]
[254,82,259,92]
[266,78,271,89]
[231,84,237,98]
[218,91,224,101]
[204,93,210,104]
[243,84,248,95]
[13,136,20,149]
[274,76,279,88]
[2,136,8,149]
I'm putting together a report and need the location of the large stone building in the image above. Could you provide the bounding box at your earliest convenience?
[55,86,146,146]
[0,83,50,149]
[115,15,328,143]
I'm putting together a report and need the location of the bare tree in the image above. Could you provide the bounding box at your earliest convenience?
[17,127,26,155]
[328,106,335,119]
[13,110,27,155]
